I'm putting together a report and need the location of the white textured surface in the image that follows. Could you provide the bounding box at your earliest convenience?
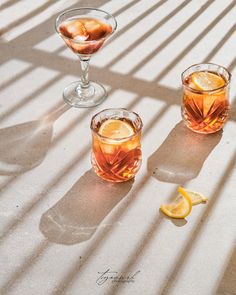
[0,1,236,295]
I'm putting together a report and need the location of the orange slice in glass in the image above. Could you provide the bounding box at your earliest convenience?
[191,71,225,91]
[98,119,134,139]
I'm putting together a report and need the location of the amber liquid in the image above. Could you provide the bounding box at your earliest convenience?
[92,119,142,182]
[182,72,229,134]
[59,17,112,55]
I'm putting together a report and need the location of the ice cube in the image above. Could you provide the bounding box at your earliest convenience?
[74,34,88,41]
[84,20,107,40]
[61,20,89,40]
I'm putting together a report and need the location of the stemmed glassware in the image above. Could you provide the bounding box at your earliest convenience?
[55,7,117,108]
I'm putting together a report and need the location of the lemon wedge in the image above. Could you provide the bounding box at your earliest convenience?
[160,187,192,219]
[191,71,225,91]
[182,189,208,205]
[98,119,134,139]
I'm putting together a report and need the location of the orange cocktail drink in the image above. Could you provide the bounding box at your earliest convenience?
[59,16,112,55]
[181,63,231,134]
[91,109,143,182]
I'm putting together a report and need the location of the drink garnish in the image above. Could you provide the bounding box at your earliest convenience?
[191,71,225,91]
[160,187,208,219]
[98,119,134,139]
[160,187,192,219]
[182,189,208,205]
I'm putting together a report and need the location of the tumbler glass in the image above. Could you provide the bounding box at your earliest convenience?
[90,108,143,182]
[181,63,231,134]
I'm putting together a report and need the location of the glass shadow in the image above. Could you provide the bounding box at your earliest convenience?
[0,120,52,175]
[0,103,69,175]
[39,169,133,245]
[147,121,222,183]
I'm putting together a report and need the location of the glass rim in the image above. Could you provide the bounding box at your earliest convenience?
[181,62,231,93]
[90,108,143,141]
[55,7,117,44]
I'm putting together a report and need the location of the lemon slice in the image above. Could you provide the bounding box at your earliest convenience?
[191,71,225,91]
[160,187,192,219]
[98,119,134,139]
[182,189,208,205]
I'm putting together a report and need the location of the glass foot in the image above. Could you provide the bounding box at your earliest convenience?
[63,80,107,108]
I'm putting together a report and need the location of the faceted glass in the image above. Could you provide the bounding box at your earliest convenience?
[91,109,143,182]
[181,63,231,134]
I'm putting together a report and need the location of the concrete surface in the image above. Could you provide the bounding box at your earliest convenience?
[0,0,236,294]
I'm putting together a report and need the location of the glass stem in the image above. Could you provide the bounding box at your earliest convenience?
[79,57,90,89]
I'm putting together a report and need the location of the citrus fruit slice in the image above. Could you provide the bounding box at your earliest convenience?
[191,71,225,91]
[181,189,208,205]
[98,119,134,139]
[160,187,192,219]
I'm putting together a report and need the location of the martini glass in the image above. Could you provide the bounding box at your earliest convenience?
[55,7,117,108]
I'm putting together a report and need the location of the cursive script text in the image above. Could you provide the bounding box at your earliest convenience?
[96,269,141,285]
